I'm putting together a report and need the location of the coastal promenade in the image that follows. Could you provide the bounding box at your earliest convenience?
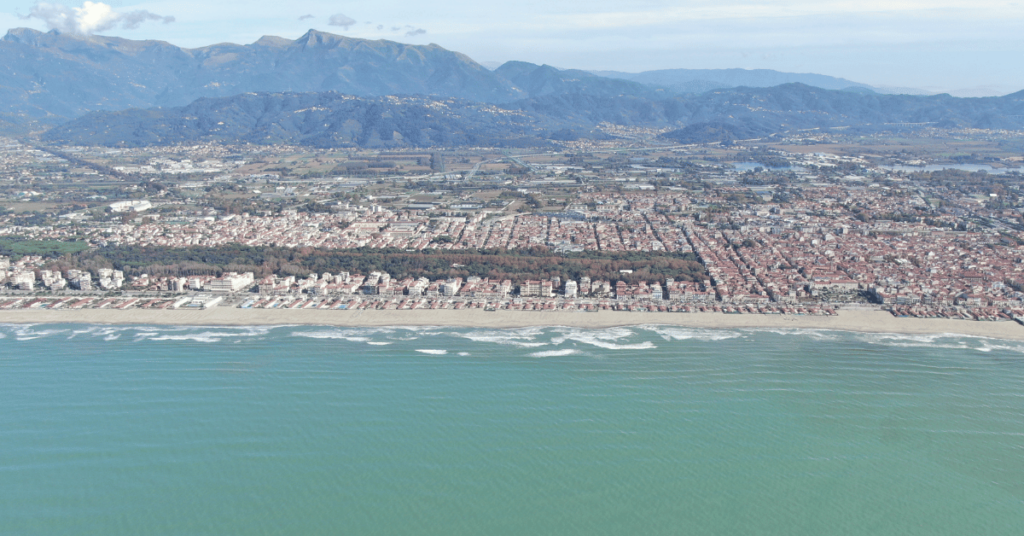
[2,308,1023,341]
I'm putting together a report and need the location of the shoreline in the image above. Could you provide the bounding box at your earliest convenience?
[2,308,1023,341]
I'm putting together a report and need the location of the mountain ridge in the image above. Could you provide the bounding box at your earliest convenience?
[43,84,1024,148]
[0,26,958,130]
[591,67,887,94]
[0,27,525,124]
[4,27,1024,146]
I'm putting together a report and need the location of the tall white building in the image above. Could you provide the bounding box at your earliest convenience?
[208,272,255,293]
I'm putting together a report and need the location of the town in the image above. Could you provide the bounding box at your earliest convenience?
[3,126,1024,322]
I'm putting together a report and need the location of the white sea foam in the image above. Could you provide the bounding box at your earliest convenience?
[137,326,272,344]
[291,331,371,342]
[975,341,1024,354]
[13,327,66,341]
[416,349,447,355]
[396,327,443,338]
[855,332,971,350]
[530,349,579,358]
[68,327,98,338]
[458,352,470,356]
[367,341,391,346]
[643,325,743,342]
[739,328,840,341]
[291,327,395,342]
[852,332,1024,354]
[551,327,656,350]
[133,332,161,341]
[459,327,549,347]
[580,340,656,350]
[460,334,549,348]
[92,327,131,340]
[146,332,241,343]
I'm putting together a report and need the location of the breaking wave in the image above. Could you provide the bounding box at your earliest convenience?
[854,332,1024,354]
[551,327,656,350]
[642,325,744,342]
[458,327,549,347]
[530,349,579,358]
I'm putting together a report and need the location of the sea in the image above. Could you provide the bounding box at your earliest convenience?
[2,323,1023,535]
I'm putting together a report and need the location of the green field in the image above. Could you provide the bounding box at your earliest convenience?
[0,238,90,258]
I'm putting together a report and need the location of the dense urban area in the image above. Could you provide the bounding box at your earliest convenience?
[4,126,1024,321]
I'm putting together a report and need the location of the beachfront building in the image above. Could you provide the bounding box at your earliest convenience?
[208,272,255,293]
[11,271,34,291]
[72,274,92,291]
[564,280,578,298]
[520,280,541,297]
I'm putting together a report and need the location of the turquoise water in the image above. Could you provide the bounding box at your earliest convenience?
[1,324,1023,535]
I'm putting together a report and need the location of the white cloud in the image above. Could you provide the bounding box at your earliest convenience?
[25,1,174,35]
[328,13,356,29]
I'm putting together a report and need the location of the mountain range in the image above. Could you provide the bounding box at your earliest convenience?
[591,68,877,95]
[0,27,913,124]
[44,84,1024,148]
[42,92,557,148]
[4,27,1024,147]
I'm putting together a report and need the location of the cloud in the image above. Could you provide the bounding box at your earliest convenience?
[376,24,383,30]
[405,28,426,37]
[26,2,173,34]
[120,10,175,30]
[298,14,315,21]
[328,13,356,30]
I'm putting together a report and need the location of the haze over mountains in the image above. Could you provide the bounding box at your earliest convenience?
[4,27,1024,147]
[591,68,878,95]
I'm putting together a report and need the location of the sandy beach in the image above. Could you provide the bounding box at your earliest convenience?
[2,308,1023,340]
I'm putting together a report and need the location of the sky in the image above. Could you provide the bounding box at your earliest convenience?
[1,0,1022,96]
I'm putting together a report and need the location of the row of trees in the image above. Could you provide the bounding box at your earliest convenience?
[41,244,708,285]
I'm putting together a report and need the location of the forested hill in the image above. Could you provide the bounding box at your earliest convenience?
[656,84,1024,142]
[43,84,1024,148]
[0,27,524,127]
[41,92,561,148]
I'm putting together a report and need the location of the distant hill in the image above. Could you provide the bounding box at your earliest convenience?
[41,92,558,148]
[494,61,663,99]
[655,84,1024,142]
[0,27,524,126]
[592,68,881,94]
[510,83,1024,133]
[43,85,1024,148]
